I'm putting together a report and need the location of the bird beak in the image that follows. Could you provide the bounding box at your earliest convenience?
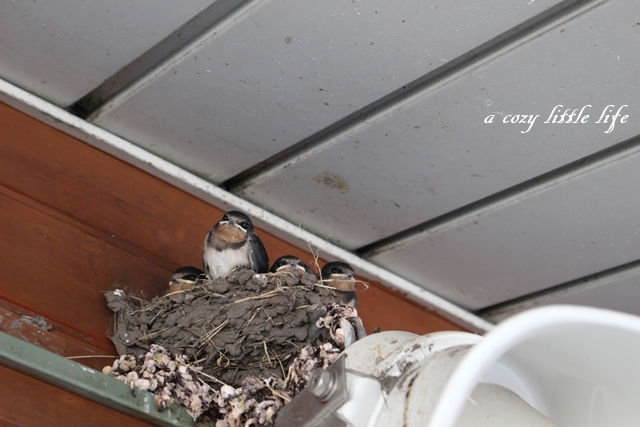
[232,222,247,232]
[220,219,246,232]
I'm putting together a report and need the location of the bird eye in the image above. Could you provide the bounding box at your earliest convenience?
[222,214,229,221]
[239,221,249,230]
[331,267,338,274]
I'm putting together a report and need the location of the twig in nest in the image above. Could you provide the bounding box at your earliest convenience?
[200,288,226,298]
[285,340,301,352]
[192,356,208,364]
[131,326,172,344]
[313,283,339,290]
[266,384,291,403]
[244,308,261,329]
[149,309,167,325]
[271,347,287,378]
[164,289,192,297]
[304,237,322,274]
[233,289,285,303]
[217,351,231,367]
[319,277,370,292]
[267,270,298,279]
[172,332,195,348]
[67,355,118,360]
[198,318,230,346]
[205,339,228,366]
[261,307,275,325]
[263,340,272,367]
[185,363,230,387]
[355,279,370,291]
[128,295,152,308]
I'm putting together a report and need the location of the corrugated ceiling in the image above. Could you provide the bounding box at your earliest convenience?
[2,0,640,326]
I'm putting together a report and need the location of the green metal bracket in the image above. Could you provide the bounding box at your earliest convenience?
[0,332,193,427]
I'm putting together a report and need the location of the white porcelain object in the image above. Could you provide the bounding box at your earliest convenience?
[338,305,640,427]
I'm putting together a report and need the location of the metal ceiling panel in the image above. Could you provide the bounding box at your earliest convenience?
[0,0,215,106]
[370,147,640,310]
[91,0,563,183]
[486,266,640,322]
[240,0,640,249]
[533,273,640,317]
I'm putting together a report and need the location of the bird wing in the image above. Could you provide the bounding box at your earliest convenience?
[247,233,269,274]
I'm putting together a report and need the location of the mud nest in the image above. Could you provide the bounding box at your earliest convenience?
[105,268,365,388]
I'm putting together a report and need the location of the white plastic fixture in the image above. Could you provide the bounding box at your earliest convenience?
[338,305,640,427]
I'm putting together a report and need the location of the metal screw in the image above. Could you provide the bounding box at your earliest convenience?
[308,368,336,402]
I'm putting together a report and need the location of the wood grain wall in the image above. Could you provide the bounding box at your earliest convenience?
[0,101,463,423]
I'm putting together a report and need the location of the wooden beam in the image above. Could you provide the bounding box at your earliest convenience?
[0,188,171,351]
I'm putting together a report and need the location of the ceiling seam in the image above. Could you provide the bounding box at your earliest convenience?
[69,0,253,118]
[222,0,608,193]
[475,258,640,321]
[356,130,640,258]
[85,0,264,122]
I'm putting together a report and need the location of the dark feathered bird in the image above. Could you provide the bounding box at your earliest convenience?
[203,210,269,279]
[319,261,358,308]
[269,255,314,276]
[171,266,205,283]
[169,266,205,293]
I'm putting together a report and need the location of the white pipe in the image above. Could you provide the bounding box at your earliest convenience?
[0,78,494,333]
[427,305,640,427]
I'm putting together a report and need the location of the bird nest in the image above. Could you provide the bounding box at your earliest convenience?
[103,268,366,425]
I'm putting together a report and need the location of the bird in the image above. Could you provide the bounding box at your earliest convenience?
[269,255,315,276]
[203,210,269,279]
[168,266,205,293]
[319,261,358,308]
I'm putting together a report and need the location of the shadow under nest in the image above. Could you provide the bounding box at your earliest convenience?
[105,268,366,388]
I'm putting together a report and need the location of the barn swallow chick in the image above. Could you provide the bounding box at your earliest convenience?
[203,210,269,279]
[319,261,358,308]
[169,266,204,293]
[269,255,314,276]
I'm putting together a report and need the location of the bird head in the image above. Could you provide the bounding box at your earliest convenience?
[270,255,310,275]
[320,261,356,291]
[215,210,254,243]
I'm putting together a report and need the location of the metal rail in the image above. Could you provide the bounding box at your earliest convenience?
[0,332,192,427]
